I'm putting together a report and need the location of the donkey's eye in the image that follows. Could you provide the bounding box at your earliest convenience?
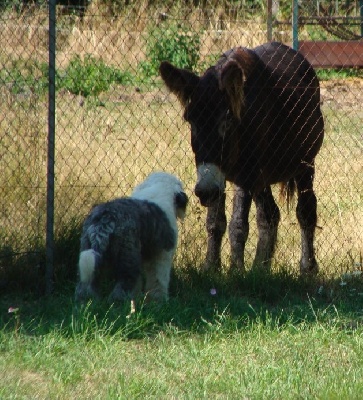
[218,111,232,137]
[218,110,233,137]
[218,120,227,137]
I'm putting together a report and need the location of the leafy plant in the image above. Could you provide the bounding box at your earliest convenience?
[58,55,134,97]
[139,23,201,78]
[0,60,48,94]
[0,56,135,97]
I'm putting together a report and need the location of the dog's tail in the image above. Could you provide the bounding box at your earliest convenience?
[75,248,103,302]
[78,249,102,285]
[78,218,116,284]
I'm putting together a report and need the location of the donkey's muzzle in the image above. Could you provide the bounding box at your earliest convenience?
[194,185,222,207]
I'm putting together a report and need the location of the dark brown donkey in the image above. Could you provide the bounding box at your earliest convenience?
[160,42,324,274]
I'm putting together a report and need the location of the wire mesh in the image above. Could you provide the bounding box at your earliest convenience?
[0,1,362,290]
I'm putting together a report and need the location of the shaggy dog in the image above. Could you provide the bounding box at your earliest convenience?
[75,172,188,303]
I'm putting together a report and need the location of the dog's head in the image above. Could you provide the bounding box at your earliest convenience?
[132,172,188,221]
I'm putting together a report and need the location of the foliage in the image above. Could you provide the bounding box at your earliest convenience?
[317,67,363,81]
[0,60,48,94]
[0,56,135,97]
[139,23,201,78]
[58,55,134,97]
[0,0,21,11]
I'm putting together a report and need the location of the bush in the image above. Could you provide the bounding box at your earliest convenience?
[0,60,48,94]
[139,23,201,78]
[58,55,134,97]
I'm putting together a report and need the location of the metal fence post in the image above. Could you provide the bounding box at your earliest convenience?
[46,0,56,295]
[292,0,299,50]
[360,0,363,38]
[267,0,273,42]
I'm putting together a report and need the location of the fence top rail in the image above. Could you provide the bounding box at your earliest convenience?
[298,40,363,68]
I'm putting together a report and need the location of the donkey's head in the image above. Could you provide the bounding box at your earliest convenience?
[160,48,251,206]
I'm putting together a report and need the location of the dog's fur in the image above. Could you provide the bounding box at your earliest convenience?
[75,172,188,303]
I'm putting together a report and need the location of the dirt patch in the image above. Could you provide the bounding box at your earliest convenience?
[320,78,363,111]
[60,76,363,115]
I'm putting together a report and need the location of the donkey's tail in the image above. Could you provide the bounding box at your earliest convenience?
[279,179,296,211]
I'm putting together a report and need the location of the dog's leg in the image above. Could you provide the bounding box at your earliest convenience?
[143,250,173,302]
[108,235,142,303]
[133,275,143,296]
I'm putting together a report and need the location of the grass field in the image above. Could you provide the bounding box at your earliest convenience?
[1,269,363,399]
[0,6,363,398]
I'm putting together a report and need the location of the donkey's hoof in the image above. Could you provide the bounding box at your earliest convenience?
[229,256,245,274]
[300,258,319,275]
[202,258,221,273]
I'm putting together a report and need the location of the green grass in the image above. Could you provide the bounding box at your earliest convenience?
[317,68,363,81]
[1,267,363,399]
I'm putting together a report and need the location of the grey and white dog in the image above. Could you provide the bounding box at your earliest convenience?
[75,172,188,303]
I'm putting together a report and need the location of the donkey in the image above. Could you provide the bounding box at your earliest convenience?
[160,42,324,274]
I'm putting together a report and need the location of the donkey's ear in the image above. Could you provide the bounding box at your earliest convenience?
[159,62,199,106]
[219,60,245,120]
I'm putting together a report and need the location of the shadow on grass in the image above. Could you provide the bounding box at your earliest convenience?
[1,261,362,339]
[0,217,82,295]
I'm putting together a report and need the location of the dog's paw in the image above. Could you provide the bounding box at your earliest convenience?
[108,282,130,303]
[75,282,99,303]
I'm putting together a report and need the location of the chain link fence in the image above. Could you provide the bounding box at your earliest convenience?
[0,0,362,291]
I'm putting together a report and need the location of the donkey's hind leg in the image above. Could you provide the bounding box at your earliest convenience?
[203,193,227,272]
[253,186,280,270]
[296,166,319,274]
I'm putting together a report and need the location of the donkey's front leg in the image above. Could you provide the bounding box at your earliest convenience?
[203,193,227,272]
[229,186,253,272]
